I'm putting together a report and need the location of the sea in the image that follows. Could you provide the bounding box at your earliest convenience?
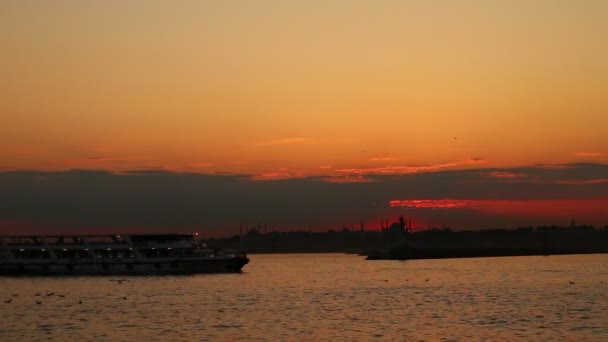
[1,254,608,341]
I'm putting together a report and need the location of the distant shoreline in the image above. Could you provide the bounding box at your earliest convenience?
[208,225,608,259]
[365,247,608,260]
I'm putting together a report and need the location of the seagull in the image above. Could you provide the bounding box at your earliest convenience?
[58,294,65,298]
[122,296,127,300]
[78,300,82,304]
[4,299,12,304]
[11,294,18,297]
[35,300,42,305]
[35,292,41,296]
[569,281,575,285]
[425,278,429,282]
[109,279,130,284]
[46,292,55,297]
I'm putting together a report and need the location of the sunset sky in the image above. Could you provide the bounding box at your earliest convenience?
[1,1,607,234]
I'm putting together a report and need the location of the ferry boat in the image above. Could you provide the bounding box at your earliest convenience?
[0,234,249,275]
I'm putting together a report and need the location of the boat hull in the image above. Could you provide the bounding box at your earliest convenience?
[0,256,249,276]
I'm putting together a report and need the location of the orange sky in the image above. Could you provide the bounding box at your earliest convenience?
[1,1,607,176]
[0,2,607,233]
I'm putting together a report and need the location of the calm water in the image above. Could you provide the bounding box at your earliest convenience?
[1,254,608,341]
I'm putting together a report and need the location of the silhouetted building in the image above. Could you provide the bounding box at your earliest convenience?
[383,215,411,233]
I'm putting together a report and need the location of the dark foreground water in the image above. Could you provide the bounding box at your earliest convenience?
[1,254,608,341]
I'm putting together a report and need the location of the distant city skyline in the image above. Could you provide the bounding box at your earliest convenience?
[1,1,606,234]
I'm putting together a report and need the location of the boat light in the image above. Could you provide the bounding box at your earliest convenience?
[63,249,67,251]
[129,248,133,250]
[19,249,24,252]
[84,249,88,251]
[116,235,121,238]
[167,248,172,250]
[107,248,112,251]
[41,249,46,252]
[152,248,155,250]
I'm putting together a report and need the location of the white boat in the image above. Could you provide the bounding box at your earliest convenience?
[0,234,248,275]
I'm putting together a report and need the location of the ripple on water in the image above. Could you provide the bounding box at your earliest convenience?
[212,323,243,329]
[2,254,608,341]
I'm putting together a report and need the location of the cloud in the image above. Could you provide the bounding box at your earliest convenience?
[1,163,607,235]
[255,137,316,147]
[323,175,374,183]
[370,157,395,162]
[485,171,528,179]
[62,155,149,171]
[575,152,604,158]
[253,137,356,148]
[86,156,134,161]
[336,158,487,175]
[390,199,468,209]
[390,198,608,221]
[251,169,306,180]
[555,178,608,185]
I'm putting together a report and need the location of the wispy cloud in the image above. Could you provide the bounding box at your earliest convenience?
[534,164,575,170]
[64,156,141,163]
[250,168,306,180]
[255,137,316,147]
[336,158,487,175]
[86,156,132,161]
[184,163,215,169]
[323,175,374,183]
[370,157,395,162]
[253,137,357,148]
[575,152,604,158]
[390,199,468,209]
[485,171,528,179]
[555,178,608,185]
[390,198,608,220]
